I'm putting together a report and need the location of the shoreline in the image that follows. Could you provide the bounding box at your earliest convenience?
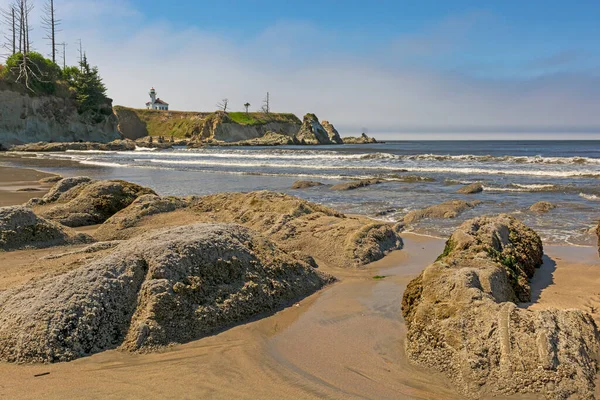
[0,164,598,399]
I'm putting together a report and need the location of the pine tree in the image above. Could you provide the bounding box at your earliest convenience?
[72,54,107,114]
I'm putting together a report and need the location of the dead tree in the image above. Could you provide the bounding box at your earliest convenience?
[1,5,17,55]
[216,98,229,112]
[244,102,250,114]
[261,92,270,114]
[10,0,49,92]
[41,0,61,63]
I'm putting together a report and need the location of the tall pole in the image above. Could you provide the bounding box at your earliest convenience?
[11,8,15,55]
[50,0,55,63]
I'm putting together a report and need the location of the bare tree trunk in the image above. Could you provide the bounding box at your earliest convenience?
[11,8,15,54]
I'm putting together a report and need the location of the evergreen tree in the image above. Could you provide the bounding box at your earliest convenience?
[71,54,107,114]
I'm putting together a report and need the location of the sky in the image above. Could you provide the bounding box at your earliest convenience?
[4,0,600,139]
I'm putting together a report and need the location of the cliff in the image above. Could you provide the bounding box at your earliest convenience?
[0,85,120,146]
[114,107,302,143]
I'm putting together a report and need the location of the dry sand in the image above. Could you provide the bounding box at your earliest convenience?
[0,165,598,399]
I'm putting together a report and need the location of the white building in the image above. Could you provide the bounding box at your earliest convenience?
[146,87,169,111]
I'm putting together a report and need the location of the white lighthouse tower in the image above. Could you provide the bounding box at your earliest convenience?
[146,87,169,111]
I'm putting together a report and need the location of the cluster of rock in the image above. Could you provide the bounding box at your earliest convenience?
[402,214,600,398]
[10,139,137,152]
[0,177,407,363]
[96,190,403,269]
[341,133,378,144]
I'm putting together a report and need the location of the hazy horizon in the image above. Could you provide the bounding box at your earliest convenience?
[3,0,599,139]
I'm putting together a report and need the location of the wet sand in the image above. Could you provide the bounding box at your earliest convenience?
[0,165,58,207]
[0,165,598,399]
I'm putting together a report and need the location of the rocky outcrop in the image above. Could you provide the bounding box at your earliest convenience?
[201,131,300,147]
[0,89,120,147]
[342,133,377,144]
[34,178,155,227]
[403,200,480,224]
[401,215,600,399]
[0,206,89,251]
[529,201,556,213]
[296,114,332,145]
[95,190,403,268]
[11,139,136,152]
[0,223,333,362]
[291,180,324,189]
[114,106,149,140]
[331,179,383,191]
[134,136,173,149]
[321,120,343,144]
[456,182,483,194]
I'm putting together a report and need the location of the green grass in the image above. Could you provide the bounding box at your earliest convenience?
[373,275,387,280]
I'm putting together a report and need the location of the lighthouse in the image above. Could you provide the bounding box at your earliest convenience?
[146,87,170,111]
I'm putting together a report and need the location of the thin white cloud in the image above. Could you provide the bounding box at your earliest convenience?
[2,1,599,138]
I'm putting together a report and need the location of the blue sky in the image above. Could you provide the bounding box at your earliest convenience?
[18,0,600,138]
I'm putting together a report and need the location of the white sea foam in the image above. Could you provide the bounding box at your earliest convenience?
[579,193,599,201]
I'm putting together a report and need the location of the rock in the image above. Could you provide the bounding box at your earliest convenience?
[0,223,333,362]
[296,114,332,145]
[0,206,89,251]
[10,139,136,152]
[291,180,324,189]
[529,201,556,213]
[0,88,120,146]
[114,106,149,140]
[135,136,173,149]
[39,175,62,184]
[212,131,300,147]
[456,182,483,194]
[38,179,155,227]
[597,220,600,258]
[403,200,480,224]
[96,190,403,268]
[16,187,41,192]
[321,121,343,144]
[342,133,377,144]
[401,214,600,399]
[331,179,383,191]
[27,176,93,206]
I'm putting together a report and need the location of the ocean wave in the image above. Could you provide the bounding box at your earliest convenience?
[79,160,130,168]
[579,193,600,201]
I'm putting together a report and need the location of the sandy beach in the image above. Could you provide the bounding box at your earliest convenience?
[0,164,598,399]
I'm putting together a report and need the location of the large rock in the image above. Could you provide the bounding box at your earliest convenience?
[0,206,89,251]
[321,120,343,144]
[96,190,403,268]
[401,215,600,398]
[28,176,93,205]
[0,223,333,362]
[403,200,480,224]
[342,133,377,144]
[37,179,155,227]
[296,114,332,145]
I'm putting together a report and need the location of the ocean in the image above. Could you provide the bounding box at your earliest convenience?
[7,140,600,246]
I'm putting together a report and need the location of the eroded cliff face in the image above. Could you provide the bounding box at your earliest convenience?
[0,89,121,146]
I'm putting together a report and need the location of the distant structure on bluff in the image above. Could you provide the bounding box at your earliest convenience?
[146,87,169,111]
